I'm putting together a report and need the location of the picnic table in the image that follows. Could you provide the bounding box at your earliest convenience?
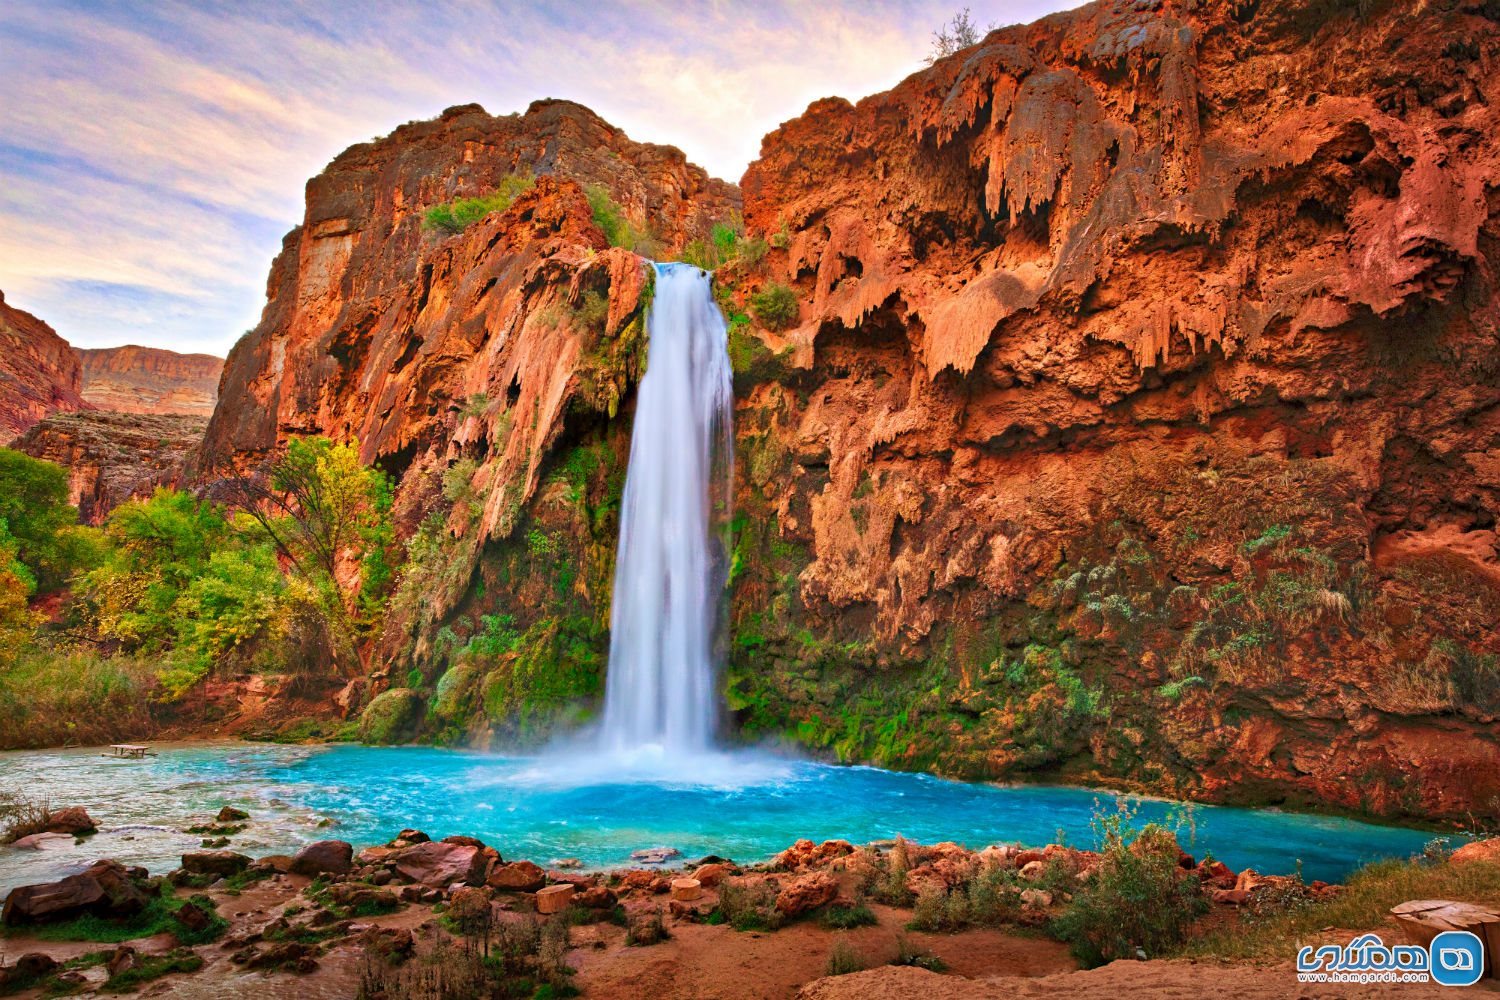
[101,744,157,759]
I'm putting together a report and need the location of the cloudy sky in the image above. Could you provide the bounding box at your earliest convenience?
[0,1,1078,357]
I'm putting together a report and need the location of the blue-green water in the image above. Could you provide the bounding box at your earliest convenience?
[0,742,1441,895]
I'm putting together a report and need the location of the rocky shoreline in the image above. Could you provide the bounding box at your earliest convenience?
[7,801,1483,998]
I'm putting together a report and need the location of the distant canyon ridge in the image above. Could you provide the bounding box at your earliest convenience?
[4,0,1499,822]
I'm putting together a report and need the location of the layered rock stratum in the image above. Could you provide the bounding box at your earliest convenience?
[12,411,208,524]
[0,291,88,443]
[196,0,1500,822]
[77,345,223,416]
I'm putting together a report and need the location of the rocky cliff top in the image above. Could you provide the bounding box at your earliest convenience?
[0,290,88,444]
[77,345,224,417]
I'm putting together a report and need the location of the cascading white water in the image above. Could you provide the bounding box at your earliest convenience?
[600,262,734,754]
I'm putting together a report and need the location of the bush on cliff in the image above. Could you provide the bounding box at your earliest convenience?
[750,283,798,331]
[423,173,534,235]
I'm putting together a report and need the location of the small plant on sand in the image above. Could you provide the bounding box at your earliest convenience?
[624,905,670,946]
[715,880,784,932]
[865,838,915,907]
[891,933,948,972]
[824,937,868,976]
[820,894,877,930]
[1050,804,1206,967]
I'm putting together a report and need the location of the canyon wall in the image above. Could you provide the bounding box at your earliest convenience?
[0,291,88,443]
[723,0,1500,820]
[196,0,1500,821]
[77,345,223,417]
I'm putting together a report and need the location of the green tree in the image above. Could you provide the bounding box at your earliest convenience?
[83,489,230,651]
[0,449,99,590]
[229,437,396,623]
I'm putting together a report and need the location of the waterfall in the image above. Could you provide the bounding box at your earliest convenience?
[600,262,734,753]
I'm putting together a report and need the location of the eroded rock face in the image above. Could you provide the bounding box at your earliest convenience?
[11,411,207,523]
[0,290,87,443]
[723,0,1500,821]
[196,101,739,680]
[77,345,223,417]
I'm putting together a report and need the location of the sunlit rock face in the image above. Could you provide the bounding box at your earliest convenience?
[727,0,1500,821]
[77,346,223,417]
[0,290,88,444]
[195,100,741,674]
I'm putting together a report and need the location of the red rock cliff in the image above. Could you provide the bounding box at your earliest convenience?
[0,291,88,443]
[722,0,1500,820]
[77,345,224,417]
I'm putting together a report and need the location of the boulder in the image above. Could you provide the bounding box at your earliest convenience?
[328,883,399,912]
[289,840,354,877]
[691,863,731,888]
[774,872,838,917]
[181,850,252,877]
[1213,888,1251,905]
[1451,838,1500,866]
[172,898,216,935]
[775,839,854,871]
[535,884,574,914]
[1019,888,1053,908]
[1194,859,1236,889]
[105,946,137,978]
[488,860,547,892]
[360,925,414,961]
[10,832,74,851]
[630,847,680,865]
[1,860,146,926]
[441,835,488,850]
[255,854,295,874]
[0,952,59,990]
[1019,860,1047,881]
[393,829,430,845]
[670,878,703,902]
[217,806,250,823]
[553,857,583,869]
[45,806,97,835]
[576,885,617,909]
[390,841,489,887]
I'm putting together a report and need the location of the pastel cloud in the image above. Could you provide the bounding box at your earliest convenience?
[0,0,1078,356]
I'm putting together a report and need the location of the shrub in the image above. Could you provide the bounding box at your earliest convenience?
[1050,808,1206,967]
[0,650,159,750]
[716,880,783,932]
[586,184,652,252]
[423,174,535,235]
[750,284,798,331]
[892,934,947,972]
[824,938,867,976]
[820,900,877,929]
[0,789,51,842]
[624,905,669,946]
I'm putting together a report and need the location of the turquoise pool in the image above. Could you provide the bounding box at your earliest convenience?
[0,742,1441,895]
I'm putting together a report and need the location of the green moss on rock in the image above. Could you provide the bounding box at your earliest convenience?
[358,688,423,744]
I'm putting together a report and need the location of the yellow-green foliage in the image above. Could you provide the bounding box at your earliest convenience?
[0,649,159,750]
[423,173,535,234]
